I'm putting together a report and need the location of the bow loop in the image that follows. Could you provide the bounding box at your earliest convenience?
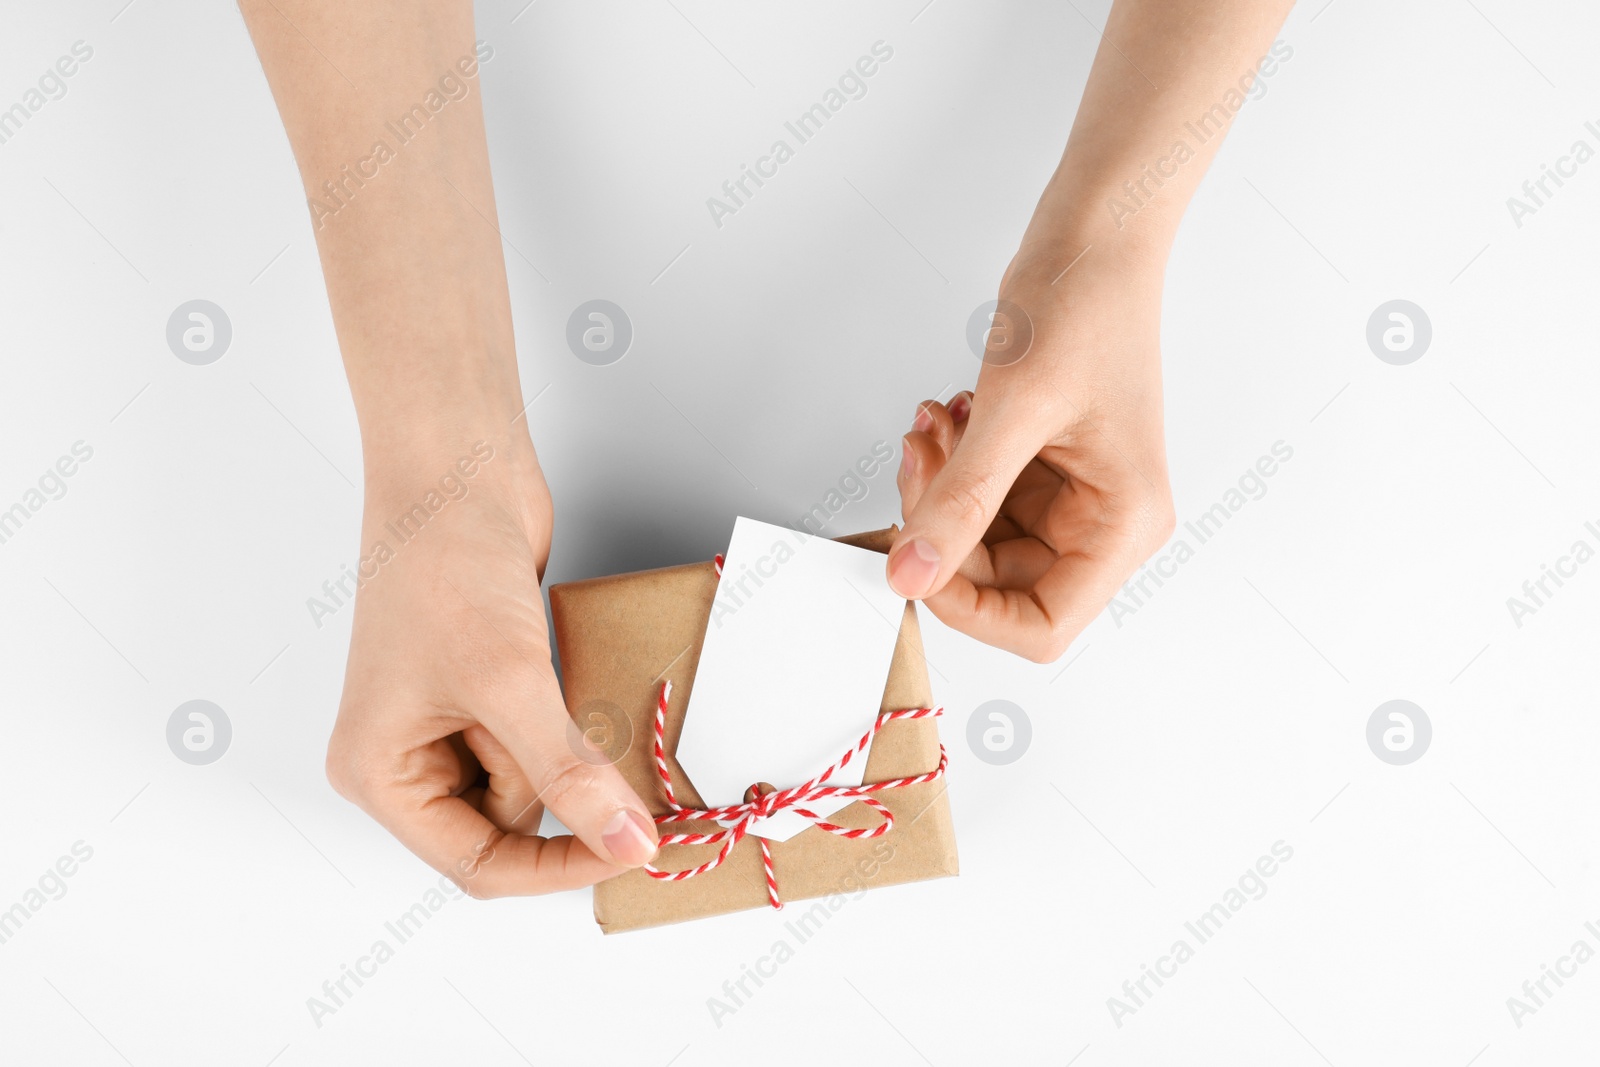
[643,680,945,909]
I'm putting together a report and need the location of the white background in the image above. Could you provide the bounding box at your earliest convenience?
[2,0,1598,1063]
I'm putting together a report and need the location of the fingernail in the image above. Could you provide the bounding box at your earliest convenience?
[899,436,917,479]
[912,403,934,434]
[949,392,971,422]
[888,538,941,599]
[602,809,658,867]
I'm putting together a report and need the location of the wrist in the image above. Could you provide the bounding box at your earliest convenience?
[347,333,538,480]
[358,413,546,521]
[1008,169,1182,292]
[1000,222,1166,313]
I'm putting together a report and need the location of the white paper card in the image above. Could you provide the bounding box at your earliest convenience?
[676,517,907,841]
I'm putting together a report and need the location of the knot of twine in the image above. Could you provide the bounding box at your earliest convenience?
[643,680,946,908]
[643,679,946,908]
[642,557,945,909]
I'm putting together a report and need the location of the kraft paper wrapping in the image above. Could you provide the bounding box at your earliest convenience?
[549,528,958,933]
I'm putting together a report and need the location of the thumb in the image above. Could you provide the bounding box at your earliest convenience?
[489,674,660,869]
[888,404,1035,600]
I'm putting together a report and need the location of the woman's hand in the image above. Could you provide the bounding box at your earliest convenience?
[325,437,658,896]
[239,1,663,893]
[889,250,1176,662]
[886,0,1296,660]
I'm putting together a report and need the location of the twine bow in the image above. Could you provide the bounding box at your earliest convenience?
[643,678,947,909]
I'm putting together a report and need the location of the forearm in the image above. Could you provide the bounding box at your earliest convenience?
[238,0,530,493]
[1017,0,1296,277]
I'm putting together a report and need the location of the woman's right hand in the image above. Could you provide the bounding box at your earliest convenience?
[324,434,659,897]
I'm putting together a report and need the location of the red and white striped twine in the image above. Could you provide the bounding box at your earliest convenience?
[643,555,947,909]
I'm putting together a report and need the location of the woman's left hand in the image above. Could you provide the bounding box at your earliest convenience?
[888,250,1177,662]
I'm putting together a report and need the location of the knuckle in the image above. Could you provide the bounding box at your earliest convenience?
[453,634,527,692]
[452,865,495,900]
[537,756,604,811]
[324,732,362,803]
[1026,633,1070,665]
[437,601,549,697]
[1147,493,1178,544]
[458,644,546,707]
[444,831,507,900]
[1120,489,1176,556]
[444,866,494,900]
[934,470,996,530]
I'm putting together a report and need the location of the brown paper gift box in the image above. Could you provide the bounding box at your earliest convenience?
[549,528,958,933]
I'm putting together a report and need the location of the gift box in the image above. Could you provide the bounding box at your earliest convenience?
[549,527,958,933]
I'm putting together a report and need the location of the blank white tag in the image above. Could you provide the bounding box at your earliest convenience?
[676,517,907,841]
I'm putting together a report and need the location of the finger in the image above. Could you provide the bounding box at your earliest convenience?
[921,539,1141,662]
[911,398,956,459]
[947,393,974,470]
[366,780,623,898]
[898,431,995,586]
[896,432,940,519]
[461,724,543,834]
[446,731,482,796]
[899,430,1051,581]
[889,395,1038,599]
[985,533,1059,588]
[983,511,1028,547]
[948,390,973,429]
[482,673,660,870]
[899,394,984,514]
[950,391,1036,545]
